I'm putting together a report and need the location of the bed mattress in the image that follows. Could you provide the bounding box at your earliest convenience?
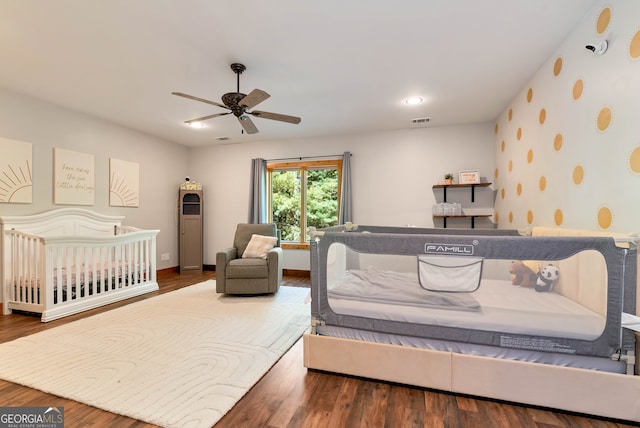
[327,268,605,341]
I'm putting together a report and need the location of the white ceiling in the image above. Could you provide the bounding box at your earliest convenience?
[0,0,597,147]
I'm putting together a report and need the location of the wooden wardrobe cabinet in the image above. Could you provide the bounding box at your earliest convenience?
[179,189,203,272]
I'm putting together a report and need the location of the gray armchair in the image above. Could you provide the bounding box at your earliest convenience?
[216,223,283,294]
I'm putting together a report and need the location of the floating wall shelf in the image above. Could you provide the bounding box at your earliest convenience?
[432,182,493,228]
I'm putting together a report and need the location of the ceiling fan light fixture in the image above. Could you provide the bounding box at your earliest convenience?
[173,63,302,135]
[405,96,423,105]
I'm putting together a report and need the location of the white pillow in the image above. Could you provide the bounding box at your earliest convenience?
[242,234,278,259]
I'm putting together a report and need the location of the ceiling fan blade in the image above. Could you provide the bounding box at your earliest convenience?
[250,110,302,124]
[238,89,270,109]
[184,112,231,124]
[238,115,259,134]
[171,92,229,109]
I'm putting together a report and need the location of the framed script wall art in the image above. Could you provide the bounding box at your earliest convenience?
[54,148,95,205]
[458,170,480,185]
[0,137,32,203]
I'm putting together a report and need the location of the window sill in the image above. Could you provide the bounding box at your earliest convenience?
[281,243,311,250]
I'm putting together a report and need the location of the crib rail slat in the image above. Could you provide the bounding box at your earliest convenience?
[4,230,46,314]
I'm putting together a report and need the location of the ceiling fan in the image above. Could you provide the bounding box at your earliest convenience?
[172,63,301,134]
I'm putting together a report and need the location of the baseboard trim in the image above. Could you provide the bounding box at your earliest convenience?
[283,269,310,278]
[157,266,179,277]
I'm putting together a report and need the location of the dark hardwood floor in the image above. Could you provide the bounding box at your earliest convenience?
[0,271,638,428]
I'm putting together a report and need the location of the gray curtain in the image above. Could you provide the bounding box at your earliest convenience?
[339,151,352,224]
[248,158,267,223]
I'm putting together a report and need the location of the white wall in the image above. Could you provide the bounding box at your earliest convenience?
[0,88,189,269]
[190,122,495,270]
[494,0,640,233]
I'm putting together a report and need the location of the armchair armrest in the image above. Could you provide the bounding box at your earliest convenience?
[266,247,283,293]
[216,247,238,292]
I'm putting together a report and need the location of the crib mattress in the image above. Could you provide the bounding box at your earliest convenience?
[327,270,605,341]
[13,262,148,289]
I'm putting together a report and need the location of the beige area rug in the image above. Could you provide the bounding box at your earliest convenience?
[0,281,311,428]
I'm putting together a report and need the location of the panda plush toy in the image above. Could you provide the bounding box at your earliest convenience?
[535,264,560,292]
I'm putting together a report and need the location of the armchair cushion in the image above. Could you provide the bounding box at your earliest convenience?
[234,223,279,257]
[242,234,279,259]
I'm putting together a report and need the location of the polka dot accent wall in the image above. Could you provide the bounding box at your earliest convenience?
[597,7,611,34]
[493,1,640,232]
[554,209,563,226]
[631,30,640,59]
[553,134,563,151]
[553,57,563,77]
[629,146,640,173]
[573,165,584,185]
[572,79,584,100]
[597,107,612,132]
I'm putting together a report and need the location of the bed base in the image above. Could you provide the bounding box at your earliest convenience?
[304,333,640,423]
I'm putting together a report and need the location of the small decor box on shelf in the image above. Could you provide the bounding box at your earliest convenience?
[459,170,480,184]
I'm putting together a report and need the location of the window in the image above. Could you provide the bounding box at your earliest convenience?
[267,159,342,248]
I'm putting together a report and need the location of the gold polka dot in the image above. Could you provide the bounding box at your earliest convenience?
[494,168,499,179]
[553,57,562,77]
[554,133,563,151]
[517,128,522,140]
[539,176,546,191]
[631,29,640,59]
[573,79,583,100]
[527,88,533,103]
[573,165,584,185]
[501,140,505,152]
[517,183,522,196]
[501,188,505,199]
[597,206,612,230]
[508,160,513,172]
[495,212,500,224]
[554,209,563,226]
[539,108,546,125]
[508,109,513,121]
[597,107,612,131]
[495,123,499,134]
[527,210,534,225]
[597,7,611,35]
[629,146,640,173]
[527,149,533,163]
[509,211,514,223]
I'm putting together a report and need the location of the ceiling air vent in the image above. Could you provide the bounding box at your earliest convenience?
[214,136,230,141]
[411,117,431,124]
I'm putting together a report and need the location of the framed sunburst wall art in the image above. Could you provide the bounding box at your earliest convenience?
[53,148,95,205]
[109,158,139,207]
[0,137,33,204]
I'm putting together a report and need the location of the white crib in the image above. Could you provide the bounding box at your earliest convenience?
[1,208,159,322]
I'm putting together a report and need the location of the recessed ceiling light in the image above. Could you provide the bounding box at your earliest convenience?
[405,97,423,105]
[187,121,205,128]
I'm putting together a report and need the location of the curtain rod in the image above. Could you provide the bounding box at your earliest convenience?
[265,153,351,162]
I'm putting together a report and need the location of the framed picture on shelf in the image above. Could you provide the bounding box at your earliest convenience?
[459,170,480,184]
